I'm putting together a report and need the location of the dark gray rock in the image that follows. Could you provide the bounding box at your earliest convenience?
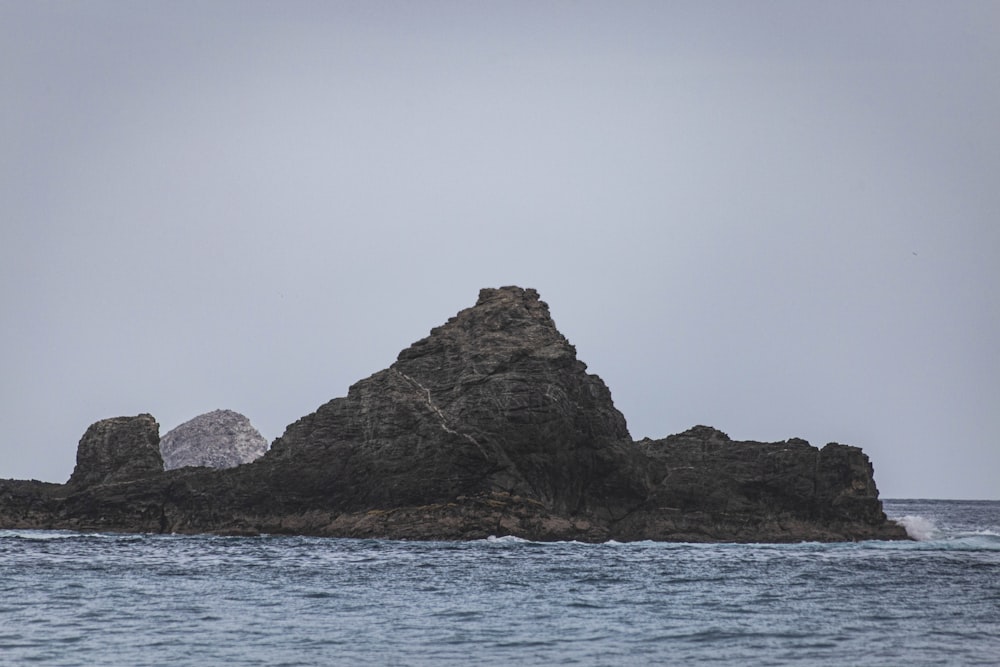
[266,286,648,522]
[0,287,908,542]
[66,414,163,488]
[613,426,904,541]
[160,409,268,470]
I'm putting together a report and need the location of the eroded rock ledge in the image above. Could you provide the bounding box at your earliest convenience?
[0,286,907,542]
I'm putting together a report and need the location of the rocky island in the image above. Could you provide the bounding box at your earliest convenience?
[0,287,907,542]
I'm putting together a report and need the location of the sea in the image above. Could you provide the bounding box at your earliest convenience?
[1,499,997,666]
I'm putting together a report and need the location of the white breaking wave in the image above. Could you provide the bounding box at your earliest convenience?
[968,529,1000,537]
[896,515,940,541]
[485,534,531,543]
[0,530,75,540]
[0,529,107,540]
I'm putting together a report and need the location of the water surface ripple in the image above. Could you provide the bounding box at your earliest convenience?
[1,499,997,665]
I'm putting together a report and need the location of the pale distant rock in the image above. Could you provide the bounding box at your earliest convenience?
[159,410,268,470]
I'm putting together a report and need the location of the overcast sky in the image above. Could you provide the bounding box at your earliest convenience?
[2,1,998,500]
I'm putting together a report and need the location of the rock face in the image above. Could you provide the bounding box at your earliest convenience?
[266,286,648,524]
[618,426,901,541]
[160,409,268,470]
[0,286,908,542]
[67,414,163,487]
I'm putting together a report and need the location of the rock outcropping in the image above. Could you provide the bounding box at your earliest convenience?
[67,414,163,488]
[0,286,908,542]
[622,426,901,541]
[160,410,268,470]
[264,287,648,526]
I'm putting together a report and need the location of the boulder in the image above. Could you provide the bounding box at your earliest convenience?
[160,409,268,470]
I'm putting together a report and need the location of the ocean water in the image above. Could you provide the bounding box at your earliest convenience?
[1,499,997,666]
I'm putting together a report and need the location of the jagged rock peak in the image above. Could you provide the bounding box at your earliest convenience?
[396,285,576,367]
[68,414,163,487]
[160,409,268,471]
[269,285,634,514]
[475,285,545,310]
[664,425,732,444]
[470,286,556,332]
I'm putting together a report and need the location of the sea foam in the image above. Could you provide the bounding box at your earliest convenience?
[485,534,531,544]
[896,515,939,541]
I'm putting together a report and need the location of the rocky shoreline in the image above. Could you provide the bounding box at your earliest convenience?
[0,287,908,542]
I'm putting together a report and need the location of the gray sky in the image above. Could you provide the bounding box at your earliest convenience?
[2,1,998,499]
